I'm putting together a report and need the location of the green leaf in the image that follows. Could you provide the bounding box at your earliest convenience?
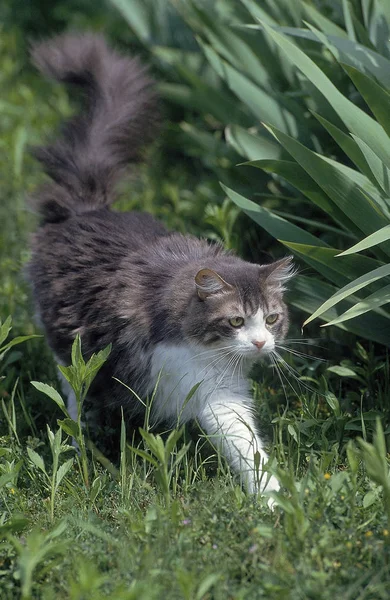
[55,458,74,491]
[195,574,220,600]
[31,382,68,416]
[325,392,341,415]
[128,445,159,468]
[57,418,80,439]
[303,3,348,37]
[245,158,359,234]
[226,125,281,161]
[312,113,373,183]
[140,429,166,463]
[338,225,390,256]
[27,448,46,475]
[351,136,390,201]
[343,64,390,138]
[272,26,390,87]
[327,366,358,378]
[0,335,41,357]
[110,0,152,42]
[71,335,85,371]
[323,284,390,326]
[221,184,326,247]
[264,123,389,237]
[342,0,356,42]
[287,276,390,345]
[303,263,390,326]
[0,516,29,539]
[363,489,378,508]
[0,316,12,347]
[200,40,302,137]
[261,22,390,169]
[287,239,382,281]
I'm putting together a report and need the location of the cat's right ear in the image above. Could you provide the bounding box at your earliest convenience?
[195,268,233,300]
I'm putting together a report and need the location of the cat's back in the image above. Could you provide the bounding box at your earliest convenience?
[31,208,167,265]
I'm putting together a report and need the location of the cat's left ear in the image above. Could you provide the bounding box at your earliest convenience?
[261,256,295,291]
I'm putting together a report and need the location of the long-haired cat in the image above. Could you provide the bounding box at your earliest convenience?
[28,33,294,498]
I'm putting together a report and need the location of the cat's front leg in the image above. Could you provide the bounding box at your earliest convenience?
[198,396,279,499]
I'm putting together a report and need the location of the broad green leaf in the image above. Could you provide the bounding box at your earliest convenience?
[325,391,341,415]
[302,3,348,38]
[343,64,390,138]
[221,184,325,247]
[226,125,281,161]
[71,335,84,371]
[84,344,111,389]
[303,263,390,326]
[352,136,390,200]
[27,448,46,475]
[0,516,29,539]
[245,158,359,234]
[139,429,166,463]
[268,26,390,87]
[0,472,19,490]
[200,41,302,138]
[338,225,390,256]
[128,445,159,468]
[195,574,220,600]
[261,21,390,169]
[158,82,250,127]
[151,46,204,75]
[264,123,389,236]
[110,0,154,42]
[0,335,41,357]
[320,154,390,221]
[342,0,356,42]
[57,418,80,439]
[323,284,390,326]
[327,366,359,377]
[312,113,373,183]
[189,9,270,88]
[287,276,390,345]
[55,458,74,491]
[31,382,68,416]
[240,0,278,25]
[0,316,12,347]
[283,241,382,288]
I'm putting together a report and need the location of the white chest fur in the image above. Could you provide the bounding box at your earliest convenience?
[148,342,280,500]
[148,342,250,425]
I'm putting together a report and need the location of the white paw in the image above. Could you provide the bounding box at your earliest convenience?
[260,474,280,510]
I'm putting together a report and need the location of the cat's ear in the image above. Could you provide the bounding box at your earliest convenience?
[195,268,233,300]
[261,256,295,291]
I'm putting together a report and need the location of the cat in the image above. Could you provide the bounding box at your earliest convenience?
[27,33,294,499]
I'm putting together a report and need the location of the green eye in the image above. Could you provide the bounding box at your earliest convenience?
[266,314,279,325]
[229,316,245,328]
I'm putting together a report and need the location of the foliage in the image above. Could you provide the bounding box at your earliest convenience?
[32,336,111,489]
[112,0,390,346]
[1,1,390,598]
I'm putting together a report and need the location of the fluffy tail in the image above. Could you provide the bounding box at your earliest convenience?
[30,33,158,222]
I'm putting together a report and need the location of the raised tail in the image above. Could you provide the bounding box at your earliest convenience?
[30,33,158,223]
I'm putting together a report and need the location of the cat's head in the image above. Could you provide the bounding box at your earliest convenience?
[183,257,294,361]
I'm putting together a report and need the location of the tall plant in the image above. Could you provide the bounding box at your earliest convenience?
[112,0,390,346]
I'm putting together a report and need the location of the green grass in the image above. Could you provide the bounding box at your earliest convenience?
[1,27,390,600]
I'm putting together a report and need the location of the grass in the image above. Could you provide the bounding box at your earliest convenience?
[1,29,390,600]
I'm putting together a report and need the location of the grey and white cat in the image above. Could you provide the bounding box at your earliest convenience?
[28,34,294,498]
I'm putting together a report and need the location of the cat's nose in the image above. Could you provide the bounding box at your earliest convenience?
[252,340,266,350]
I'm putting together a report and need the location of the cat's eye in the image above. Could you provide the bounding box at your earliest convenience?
[266,313,279,325]
[229,316,245,328]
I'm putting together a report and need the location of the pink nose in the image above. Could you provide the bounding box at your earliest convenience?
[252,340,266,350]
